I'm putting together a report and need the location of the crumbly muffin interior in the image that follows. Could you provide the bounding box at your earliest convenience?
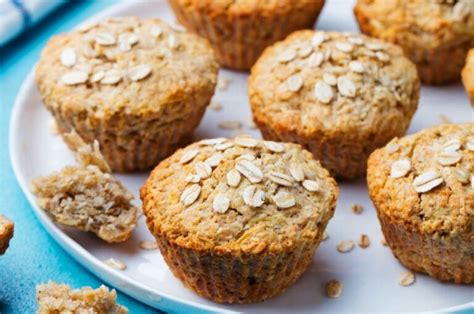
[142,137,338,253]
[31,132,138,243]
[36,281,128,314]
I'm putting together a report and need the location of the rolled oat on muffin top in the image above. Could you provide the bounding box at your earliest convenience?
[354,0,474,85]
[168,0,325,70]
[36,16,218,172]
[141,136,338,303]
[367,123,474,284]
[249,30,420,179]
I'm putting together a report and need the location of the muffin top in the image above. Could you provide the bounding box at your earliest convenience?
[354,0,474,49]
[141,136,338,254]
[367,123,474,238]
[36,17,218,123]
[171,0,320,15]
[249,30,419,137]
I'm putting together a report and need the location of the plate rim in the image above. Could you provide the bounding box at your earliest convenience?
[7,0,474,313]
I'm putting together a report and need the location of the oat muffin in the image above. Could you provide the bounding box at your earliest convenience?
[168,0,325,70]
[462,49,474,105]
[354,0,474,85]
[36,17,218,172]
[32,132,139,243]
[249,30,420,179]
[0,215,14,255]
[141,136,338,303]
[367,123,474,284]
[37,281,128,313]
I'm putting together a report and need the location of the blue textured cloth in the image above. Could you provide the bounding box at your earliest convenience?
[0,1,156,313]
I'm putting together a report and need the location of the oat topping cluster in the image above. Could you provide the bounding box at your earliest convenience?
[58,18,186,86]
[390,135,474,193]
[178,137,323,212]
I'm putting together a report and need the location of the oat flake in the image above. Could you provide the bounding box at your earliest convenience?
[287,74,303,92]
[179,149,199,164]
[242,185,265,207]
[61,71,88,85]
[437,151,461,166]
[358,234,370,248]
[273,190,295,209]
[195,162,212,179]
[413,170,443,193]
[263,141,285,153]
[139,241,158,250]
[60,48,76,67]
[290,163,305,182]
[268,171,294,187]
[128,64,152,81]
[104,258,126,270]
[95,32,116,46]
[326,280,343,298]
[180,184,201,206]
[336,240,354,253]
[399,271,415,286]
[390,159,411,178]
[213,194,230,213]
[226,169,241,187]
[101,69,122,85]
[314,80,334,103]
[302,180,319,192]
[235,160,263,183]
[337,76,356,97]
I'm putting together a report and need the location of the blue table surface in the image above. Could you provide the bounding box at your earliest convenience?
[0,1,156,313]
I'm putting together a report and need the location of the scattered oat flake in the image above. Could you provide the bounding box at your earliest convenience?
[437,150,461,166]
[60,48,76,67]
[168,34,178,49]
[309,52,324,67]
[452,1,470,21]
[95,32,116,46]
[195,162,212,179]
[386,142,400,154]
[180,184,201,206]
[287,74,303,92]
[263,141,285,153]
[381,236,387,246]
[90,70,105,83]
[235,160,263,183]
[322,231,329,241]
[442,138,461,152]
[104,258,126,270]
[337,76,356,97]
[366,42,383,51]
[351,203,363,214]
[465,136,474,151]
[139,240,158,250]
[325,280,343,298]
[302,179,319,192]
[290,163,305,182]
[438,114,451,124]
[226,169,241,187]
[213,194,230,213]
[209,100,223,112]
[50,119,59,135]
[323,73,337,86]
[314,80,334,103]
[279,48,296,63]
[217,77,231,91]
[399,271,415,286]
[200,138,227,146]
[234,137,259,148]
[101,69,122,85]
[312,32,326,47]
[204,153,223,168]
[336,240,354,253]
[298,44,313,58]
[219,120,242,130]
[151,26,163,37]
[349,60,364,73]
[358,234,370,248]
[376,51,389,62]
[215,141,234,151]
[471,176,474,189]
[61,71,88,85]
[268,171,294,186]
[128,64,152,81]
[453,168,470,184]
[335,42,353,53]
[413,170,443,193]
[390,159,411,178]
[242,185,265,207]
[184,174,200,183]
[179,148,199,164]
[273,190,295,209]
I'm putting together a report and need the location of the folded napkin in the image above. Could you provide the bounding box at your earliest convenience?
[0,0,63,45]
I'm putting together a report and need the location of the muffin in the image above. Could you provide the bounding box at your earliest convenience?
[37,282,128,313]
[462,49,474,105]
[367,123,474,284]
[249,30,420,179]
[168,0,325,70]
[141,136,338,303]
[36,17,218,172]
[354,0,474,85]
[0,215,14,255]
[32,132,139,243]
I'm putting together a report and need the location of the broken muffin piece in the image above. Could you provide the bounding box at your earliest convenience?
[31,131,139,243]
[36,281,128,314]
[0,215,14,255]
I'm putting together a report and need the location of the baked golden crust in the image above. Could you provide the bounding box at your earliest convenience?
[36,282,128,314]
[36,17,218,171]
[462,49,474,105]
[249,30,419,179]
[354,0,474,85]
[168,0,325,70]
[0,215,14,255]
[367,123,474,283]
[141,136,338,303]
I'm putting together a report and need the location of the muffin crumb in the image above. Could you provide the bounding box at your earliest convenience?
[325,280,343,298]
[399,271,416,287]
[0,215,14,255]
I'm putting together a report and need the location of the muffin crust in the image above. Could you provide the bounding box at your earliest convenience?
[354,0,474,85]
[141,136,338,303]
[36,17,218,171]
[462,49,474,105]
[168,0,325,70]
[249,30,419,179]
[367,123,474,283]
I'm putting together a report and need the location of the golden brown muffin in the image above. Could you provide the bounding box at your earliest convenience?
[249,30,420,179]
[32,132,139,243]
[367,123,474,284]
[462,48,474,105]
[0,215,14,255]
[168,0,325,70]
[36,17,218,172]
[141,136,338,303]
[354,0,474,85]
[37,281,128,313]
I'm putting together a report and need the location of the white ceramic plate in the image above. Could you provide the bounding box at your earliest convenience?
[9,0,474,313]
